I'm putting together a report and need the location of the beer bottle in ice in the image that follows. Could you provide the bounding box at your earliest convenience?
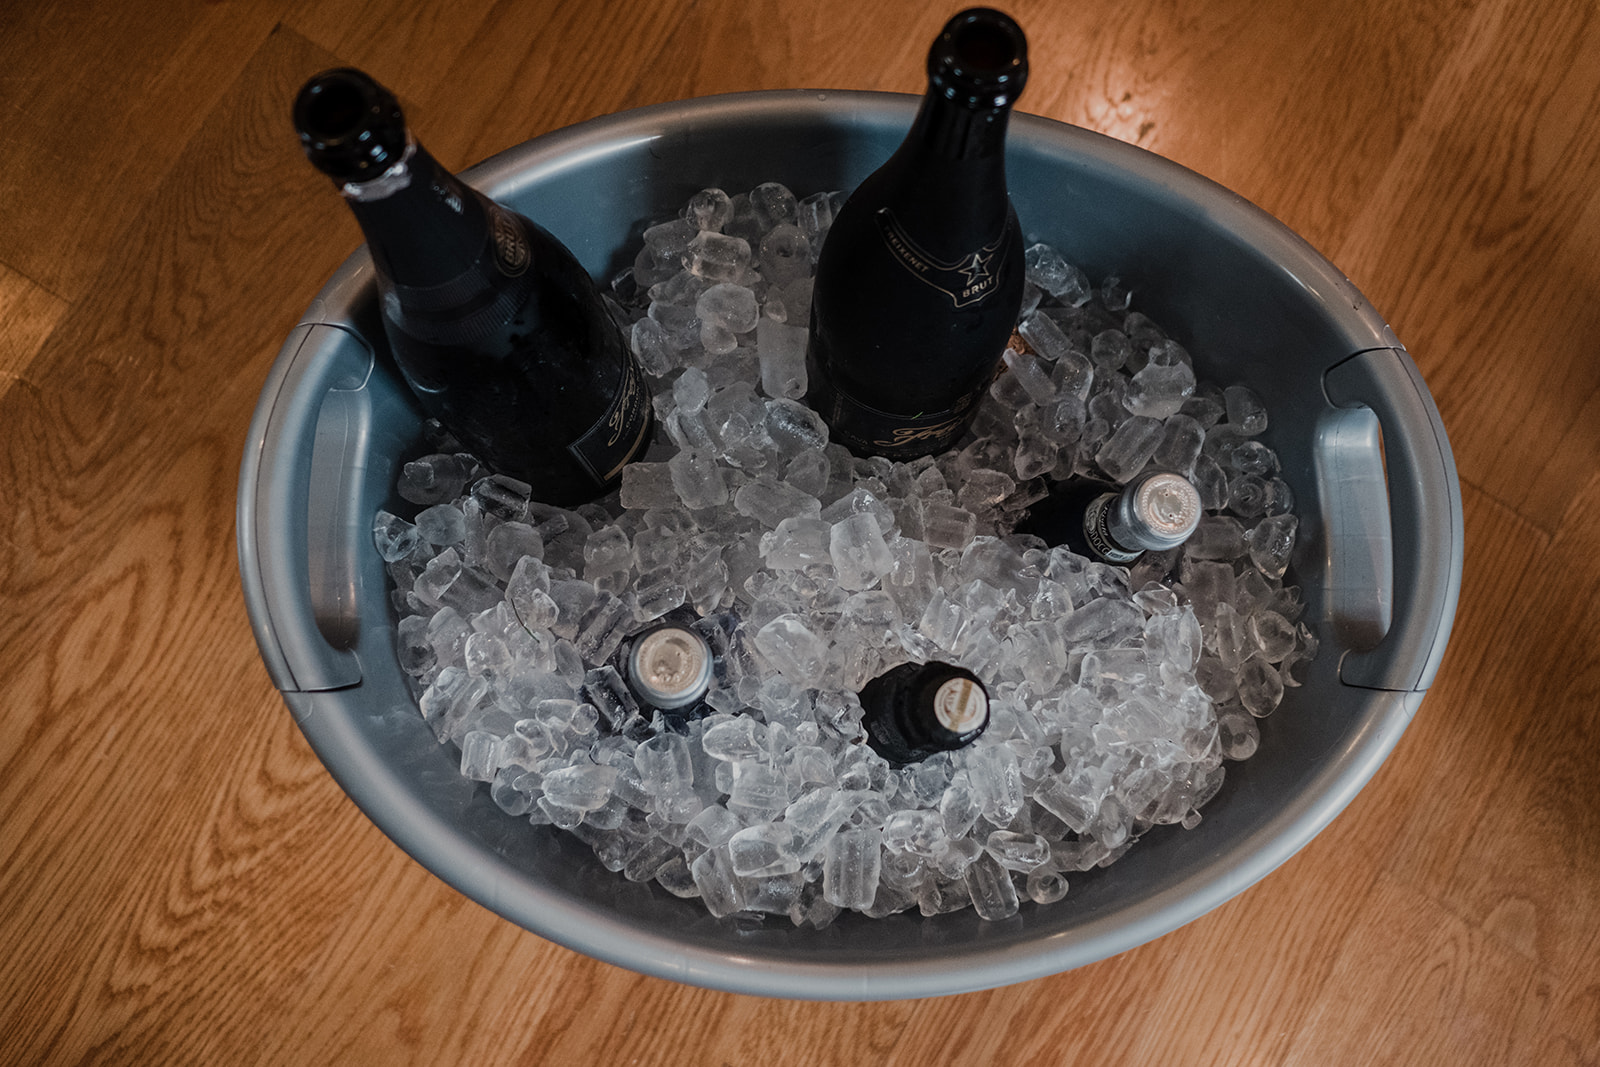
[859,661,991,766]
[1016,470,1202,564]
[618,613,717,722]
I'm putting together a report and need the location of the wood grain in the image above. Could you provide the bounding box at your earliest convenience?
[1,0,1598,1063]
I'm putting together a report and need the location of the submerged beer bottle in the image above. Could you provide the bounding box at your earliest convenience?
[1016,470,1203,564]
[293,68,652,506]
[860,661,991,766]
[804,8,1028,459]
[619,613,716,720]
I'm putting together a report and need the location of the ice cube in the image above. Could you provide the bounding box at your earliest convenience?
[458,730,500,782]
[1025,868,1069,905]
[754,613,829,688]
[696,281,758,336]
[414,504,467,546]
[1023,242,1091,304]
[373,510,419,562]
[756,319,807,399]
[879,808,946,858]
[686,804,743,849]
[985,830,1051,873]
[583,525,632,577]
[749,181,799,232]
[1249,610,1297,662]
[1216,706,1260,760]
[829,512,893,592]
[758,224,812,288]
[1238,653,1286,717]
[1018,311,1074,361]
[701,716,767,762]
[919,500,978,551]
[685,187,733,232]
[541,763,619,811]
[1125,361,1196,419]
[1090,329,1132,372]
[634,732,695,795]
[398,453,477,505]
[1185,515,1248,560]
[484,521,541,581]
[690,846,745,918]
[668,447,729,510]
[727,761,789,821]
[619,462,681,512]
[630,316,677,377]
[1095,415,1166,482]
[963,853,1020,920]
[797,191,835,249]
[683,231,751,283]
[1002,347,1059,405]
[1247,513,1298,579]
[1224,384,1269,434]
[735,474,822,528]
[765,398,829,453]
[728,823,802,877]
[823,827,882,910]
[761,515,832,570]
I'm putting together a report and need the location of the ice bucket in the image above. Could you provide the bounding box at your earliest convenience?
[237,91,1462,999]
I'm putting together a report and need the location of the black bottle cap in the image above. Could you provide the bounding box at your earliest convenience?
[928,8,1029,110]
[293,67,408,184]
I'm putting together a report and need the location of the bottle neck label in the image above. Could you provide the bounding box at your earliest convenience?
[874,208,1010,308]
[489,205,531,277]
[567,347,652,484]
[1083,492,1143,564]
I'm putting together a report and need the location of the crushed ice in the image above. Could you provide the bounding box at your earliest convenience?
[374,182,1319,926]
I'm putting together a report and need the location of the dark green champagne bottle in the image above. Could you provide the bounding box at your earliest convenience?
[293,68,653,507]
[805,8,1028,459]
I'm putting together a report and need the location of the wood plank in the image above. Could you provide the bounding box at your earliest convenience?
[1430,476,1600,988]
[1373,484,1551,890]
[0,261,67,404]
[280,0,503,104]
[0,24,388,1063]
[1282,872,1554,1066]
[0,1,283,301]
[1331,0,1600,531]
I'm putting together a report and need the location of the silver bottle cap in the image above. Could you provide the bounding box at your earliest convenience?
[626,625,713,710]
[1125,472,1202,550]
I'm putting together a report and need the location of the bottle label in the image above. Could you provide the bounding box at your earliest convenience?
[875,208,1010,308]
[568,351,652,485]
[1082,492,1143,564]
[933,678,987,734]
[815,372,987,458]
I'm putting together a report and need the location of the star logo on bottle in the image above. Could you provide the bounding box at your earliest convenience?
[959,251,994,292]
[875,208,1009,308]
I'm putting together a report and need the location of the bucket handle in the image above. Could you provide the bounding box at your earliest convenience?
[1322,346,1463,694]
[238,322,373,694]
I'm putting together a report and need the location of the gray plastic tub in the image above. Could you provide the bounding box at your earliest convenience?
[237,90,1462,1000]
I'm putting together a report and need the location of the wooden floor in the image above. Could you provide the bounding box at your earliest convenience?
[2,0,1597,1062]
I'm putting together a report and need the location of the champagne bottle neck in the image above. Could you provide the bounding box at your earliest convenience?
[343,143,495,291]
[902,92,1014,164]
